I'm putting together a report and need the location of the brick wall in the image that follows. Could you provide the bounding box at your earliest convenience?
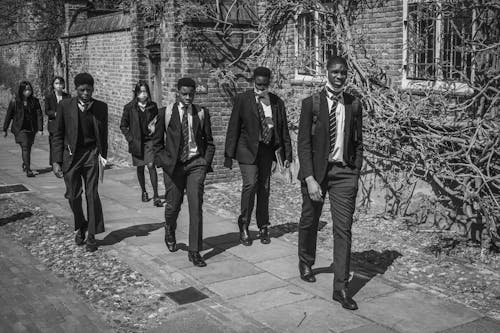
[65,12,134,161]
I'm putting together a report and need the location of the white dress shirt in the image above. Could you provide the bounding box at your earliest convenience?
[178,102,199,158]
[325,83,345,163]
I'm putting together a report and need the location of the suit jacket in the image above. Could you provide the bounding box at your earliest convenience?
[152,103,215,176]
[52,97,108,172]
[224,90,292,165]
[3,97,43,135]
[44,91,70,133]
[297,89,363,184]
[120,99,158,157]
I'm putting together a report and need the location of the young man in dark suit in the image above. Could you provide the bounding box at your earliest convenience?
[52,73,108,253]
[297,56,363,310]
[45,76,70,166]
[224,67,292,246]
[153,77,215,267]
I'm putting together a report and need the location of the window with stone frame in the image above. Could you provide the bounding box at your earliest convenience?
[404,0,474,82]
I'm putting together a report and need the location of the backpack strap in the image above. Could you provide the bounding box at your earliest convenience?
[193,104,205,130]
[311,92,321,136]
[164,103,206,131]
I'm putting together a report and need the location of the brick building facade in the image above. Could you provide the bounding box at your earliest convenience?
[1,0,489,182]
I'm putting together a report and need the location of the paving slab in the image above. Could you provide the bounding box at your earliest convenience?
[439,317,500,333]
[253,297,370,333]
[207,272,287,299]
[181,258,263,284]
[357,289,481,333]
[341,324,398,333]
[225,238,296,263]
[256,254,332,280]
[230,285,314,312]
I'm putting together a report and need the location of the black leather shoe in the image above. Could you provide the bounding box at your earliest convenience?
[332,289,358,310]
[188,251,207,267]
[85,236,98,252]
[238,221,252,246]
[299,261,316,282]
[141,191,149,202]
[153,197,163,207]
[26,169,35,177]
[74,227,87,246]
[164,227,177,252]
[259,227,271,244]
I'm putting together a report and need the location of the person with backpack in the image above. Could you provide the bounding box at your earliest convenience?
[120,81,162,207]
[297,56,363,310]
[152,77,215,267]
[3,80,43,177]
[224,67,292,246]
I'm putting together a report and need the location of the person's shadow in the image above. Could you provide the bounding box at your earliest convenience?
[201,220,328,260]
[311,249,402,297]
[0,211,33,226]
[97,222,164,246]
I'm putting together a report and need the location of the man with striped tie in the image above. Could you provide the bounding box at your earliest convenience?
[297,56,363,310]
[153,77,215,267]
[224,67,292,246]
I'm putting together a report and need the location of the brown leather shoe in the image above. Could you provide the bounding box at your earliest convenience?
[85,235,98,252]
[74,227,87,246]
[299,261,316,283]
[332,289,358,310]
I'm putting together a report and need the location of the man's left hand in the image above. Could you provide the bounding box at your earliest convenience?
[284,160,290,168]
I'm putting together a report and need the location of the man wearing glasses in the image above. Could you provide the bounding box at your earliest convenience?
[224,67,292,246]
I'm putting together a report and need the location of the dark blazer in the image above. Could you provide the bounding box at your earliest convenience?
[52,97,108,172]
[297,89,363,184]
[44,91,70,133]
[120,99,158,157]
[224,90,292,165]
[3,97,43,135]
[152,103,215,176]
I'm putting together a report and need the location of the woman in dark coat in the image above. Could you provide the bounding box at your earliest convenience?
[44,76,70,166]
[3,81,43,177]
[120,81,162,207]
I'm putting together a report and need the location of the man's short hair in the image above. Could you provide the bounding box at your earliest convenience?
[253,67,271,78]
[177,77,196,90]
[326,56,348,69]
[74,73,94,88]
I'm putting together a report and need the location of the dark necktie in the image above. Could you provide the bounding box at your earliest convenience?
[328,91,340,152]
[256,95,272,145]
[180,106,190,163]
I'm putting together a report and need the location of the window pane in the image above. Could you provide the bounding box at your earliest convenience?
[407,2,437,80]
[441,2,473,81]
[297,12,316,75]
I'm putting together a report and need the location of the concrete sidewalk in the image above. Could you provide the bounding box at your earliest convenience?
[1,136,500,333]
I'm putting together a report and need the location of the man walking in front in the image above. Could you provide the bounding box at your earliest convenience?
[297,56,363,310]
[153,77,215,267]
[52,73,108,252]
[224,67,292,246]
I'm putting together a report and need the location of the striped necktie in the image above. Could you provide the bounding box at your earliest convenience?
[328,92,340,152]
[180,106,190,162]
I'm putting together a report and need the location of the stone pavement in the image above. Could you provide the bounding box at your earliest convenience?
[1,136,500,333]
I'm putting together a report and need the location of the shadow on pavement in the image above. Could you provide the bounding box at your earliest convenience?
[98,222,164,246]
[202,220,328,260]
[35,167,53,175]
[311,249,402,297]
[0,211,33,226]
